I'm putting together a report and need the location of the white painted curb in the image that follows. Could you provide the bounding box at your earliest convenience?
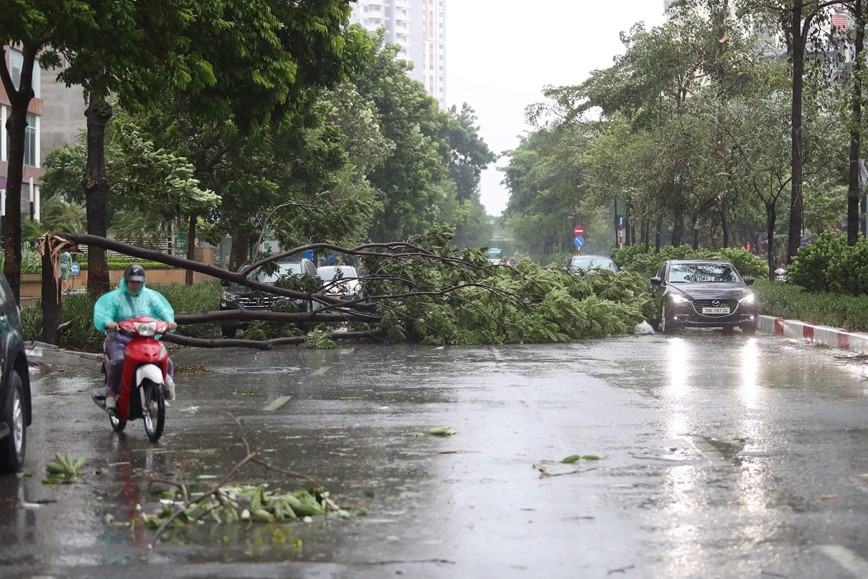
[758,315,868,355]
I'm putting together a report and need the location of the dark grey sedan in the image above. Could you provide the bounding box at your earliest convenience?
[0,271,31,471]
[649,259,758,335]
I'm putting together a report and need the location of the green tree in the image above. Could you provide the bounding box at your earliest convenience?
[354,37,451,242]
[0,0,105,299]
[443,104,496,247]
[38,0,370,295]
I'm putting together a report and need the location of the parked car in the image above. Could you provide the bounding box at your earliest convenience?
[649,259,757,335]
[0,271,31,472]
[316,265,363,302]
[219,258,319,338]
[566,255,619,273]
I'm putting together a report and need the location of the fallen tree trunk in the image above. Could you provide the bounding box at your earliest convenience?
[162,329,386,350]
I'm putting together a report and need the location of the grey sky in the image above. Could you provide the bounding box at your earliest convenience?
[445,2,666,215]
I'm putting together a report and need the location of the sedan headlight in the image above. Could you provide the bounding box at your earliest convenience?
[739,292,756,305]
[669,293,689,304]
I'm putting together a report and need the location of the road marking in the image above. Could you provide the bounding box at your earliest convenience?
[687,436,734,467]
[264,395,292,412]
[818,545,868,576]
[312,366,330,376]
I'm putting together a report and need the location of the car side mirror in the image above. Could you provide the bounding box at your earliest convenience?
[650,276,662,286]
[743,276,755,286]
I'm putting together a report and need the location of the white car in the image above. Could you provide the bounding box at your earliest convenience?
[566,255,619,273]
[317,265,363,300]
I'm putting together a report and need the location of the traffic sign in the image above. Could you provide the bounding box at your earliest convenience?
[70,262,80,276]
[574,225,585,237]
[573,236,585,248]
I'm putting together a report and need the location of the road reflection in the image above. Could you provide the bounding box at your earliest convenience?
[738,338,761,409]
[666,337,690,397]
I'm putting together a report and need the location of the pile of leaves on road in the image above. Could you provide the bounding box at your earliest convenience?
[43,452,86,484]
[132,484,350,531]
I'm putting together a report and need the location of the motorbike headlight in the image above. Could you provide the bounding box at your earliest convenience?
[669,293,689,304]
[134,321,157,337]
[740,292,756,305]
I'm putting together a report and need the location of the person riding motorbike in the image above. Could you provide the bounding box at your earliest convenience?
[93,264,178,410]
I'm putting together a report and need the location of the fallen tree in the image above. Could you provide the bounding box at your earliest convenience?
[37,228,655,350]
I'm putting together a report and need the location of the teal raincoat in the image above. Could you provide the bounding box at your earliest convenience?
[93,277,175,332]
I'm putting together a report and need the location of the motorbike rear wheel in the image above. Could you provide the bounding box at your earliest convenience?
[142,379,165,443]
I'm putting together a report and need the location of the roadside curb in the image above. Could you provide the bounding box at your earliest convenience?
[25,341,103,373]
[758,315,868,356]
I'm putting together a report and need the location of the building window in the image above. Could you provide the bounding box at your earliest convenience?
[24,113,36,167]
[8,49,40,97]
[10,49,23,90]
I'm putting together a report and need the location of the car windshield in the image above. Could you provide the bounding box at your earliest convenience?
[317,266,358,280]
[253,262,303,284]
[570,257,616,271]
[669,263,741,283]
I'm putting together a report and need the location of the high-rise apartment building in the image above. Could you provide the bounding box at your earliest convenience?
[350,0,446,105]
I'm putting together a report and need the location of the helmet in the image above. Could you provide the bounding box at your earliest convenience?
[124,264,146,283]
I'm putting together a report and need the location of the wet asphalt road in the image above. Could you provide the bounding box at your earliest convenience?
[0,331,867,578]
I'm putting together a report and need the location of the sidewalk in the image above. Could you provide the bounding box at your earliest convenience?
[758,314,868,356]
[24,341,103,373]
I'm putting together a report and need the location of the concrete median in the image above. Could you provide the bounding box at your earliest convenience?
[758,314,868,355]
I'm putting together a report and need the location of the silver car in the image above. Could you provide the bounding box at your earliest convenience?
[317,265,363,301]
[566,255,619,273]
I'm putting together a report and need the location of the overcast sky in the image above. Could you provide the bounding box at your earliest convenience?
[445,2,666,215]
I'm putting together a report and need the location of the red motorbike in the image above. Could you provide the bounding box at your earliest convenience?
[92,317,169,442]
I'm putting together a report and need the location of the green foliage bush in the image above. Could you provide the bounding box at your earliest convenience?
[826,238,868,296]
[611,244,697,278]
[76,257,172,270]
[753,279,868,331]
[22,281,224,351]
[611,244,768,279]
[11,250,172,274]
[786,231,846,293]
[149,281,223,338]
[21,294,106,352]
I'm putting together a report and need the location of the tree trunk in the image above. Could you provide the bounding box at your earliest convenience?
[787,3,806,264]
[691,214,699,250]
[766,200,777,282]
[84,95,113,296]
[185,214,197,285]
[3,106,25,303]
[715,0,731,250]
[230,231,249,272]
[40,250,60,344]
[672,211,684,247]
[848,0,865,246]
[1,45,40,302]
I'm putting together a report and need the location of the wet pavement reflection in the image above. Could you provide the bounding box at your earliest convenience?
[1,331,867,578]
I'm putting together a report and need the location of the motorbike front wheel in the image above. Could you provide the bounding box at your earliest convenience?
[141,379,165,443]
[109,407,127,432]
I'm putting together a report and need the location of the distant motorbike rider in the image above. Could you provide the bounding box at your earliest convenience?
[93,264,177,410]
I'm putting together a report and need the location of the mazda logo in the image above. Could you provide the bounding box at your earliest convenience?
[712,300,720,306]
